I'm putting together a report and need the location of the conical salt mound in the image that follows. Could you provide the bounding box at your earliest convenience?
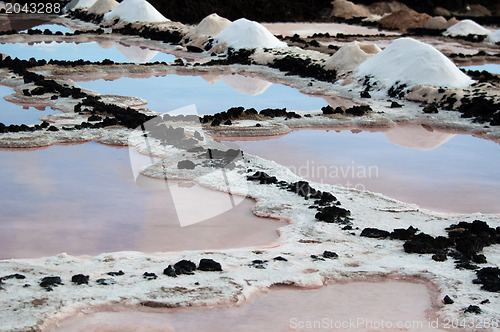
[183,13,231,48]
[444,19,491,36]
[355,37,472,88]
[88,0,118,15]
[104,0,169,23]
[487,29,500,43]
[214,18,286,49]
[64,0,98,12]
[324,41,380,72]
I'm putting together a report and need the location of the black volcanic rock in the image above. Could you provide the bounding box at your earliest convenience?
[40,276,62,291]
[360,228,390,239]
[71,274,89,285]
[174,260,196,275]
[163,265,177,277]
[198,259,223,271]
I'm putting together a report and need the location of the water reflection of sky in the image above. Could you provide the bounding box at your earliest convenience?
[0,41,176,63]
[0,142,284,259]
[22,23,73,34]
[77,75,327,114]
[0,85,58,124]
[460,63,500,74]
[235,128,500,214]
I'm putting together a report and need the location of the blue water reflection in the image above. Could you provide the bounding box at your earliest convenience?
[77,74,327,114]
[0,41,176,63]
[0,85,58,124]
[461,63,500,74]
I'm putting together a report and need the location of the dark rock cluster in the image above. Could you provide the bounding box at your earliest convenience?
[321,105,372,116]
[270,55,337,82]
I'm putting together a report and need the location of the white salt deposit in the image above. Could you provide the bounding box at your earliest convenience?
[324,41,381,72]
[88,0,118,15]
[355,37,472,88]
[214,18,287,50]
[487,29,500,43]
[444,19,491,36]
[103,0,169,23]
[64,0,98,11]
[183,13,231,48]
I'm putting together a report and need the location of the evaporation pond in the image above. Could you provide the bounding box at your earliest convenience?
[0,85,59,125]
[48,281,441,332]
[461,63,500,74]
[0,41,175,63]
[0,142,286,259]
[76,73,327,114]
[235,125,500,214]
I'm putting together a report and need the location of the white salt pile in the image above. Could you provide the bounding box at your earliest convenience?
[183,13,231,48]
[444,19,491,36]
[487,29,500,43]
[88,0,118,15]
[355,37,472,88]
[324,41,380,72]
[214,18,287,50]
[63,0,98,12]
[104,0,169,23]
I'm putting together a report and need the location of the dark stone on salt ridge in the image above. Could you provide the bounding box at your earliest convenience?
[472,254,487,264]
[96,278,115,285]
[40,276,63,291]
[163,265,177,277]
[455,261,479,270]
[47,126,59,132]
[323,251,338,259]
[177,160,196,170]
[464,305,481,314]
[198,259,222,272]
[432,253,447,262]
[391,101,403,108]
[342,225,352,230]
[186,45,204,53]
[345,105,371,116]
[40,121,50,129]
[475,267,500,292]
[107,270,124,276]
[273,256,288,262]
[143,272,158,280]
[223,120,232,125]
[321,105,334,114]
[390,226,418,240]
[174,260,196,275]
[1,273,25,280]
[315,206,351,223]
[480,299,489,304]
[360,228,390,239]
[211,119,221,126]
[88,114,102,122]
[443,295,454,304]
[250,260,267,269]
[360,91,371,98]
[423,104,438,113]
[71,274,89,285]
[403,233,445,254]
[255,123,261,127]
[247,171,278,185]
[311,255,325,261]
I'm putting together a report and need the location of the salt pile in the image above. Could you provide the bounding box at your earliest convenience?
[444,19,491,36]
[324,41,380,72]
[103,0,169,23]
[355,37,472,88]
[214,18,286,50]
[183,13,231,48]
[487,29,500,43]
[63,0,98,12]
[88,0,118,15]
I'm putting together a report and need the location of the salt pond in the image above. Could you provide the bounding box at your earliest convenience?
[0,85,59,125]
[461,63,500,75]
[77,74,327,114]
[234,126,500,214]
[0,41,176,63]
[0,142,286,259]
[46,280,439,332]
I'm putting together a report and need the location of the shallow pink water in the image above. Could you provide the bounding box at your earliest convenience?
[46,280,443,332]
[233,126,500,214]
[0,142,286,259]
